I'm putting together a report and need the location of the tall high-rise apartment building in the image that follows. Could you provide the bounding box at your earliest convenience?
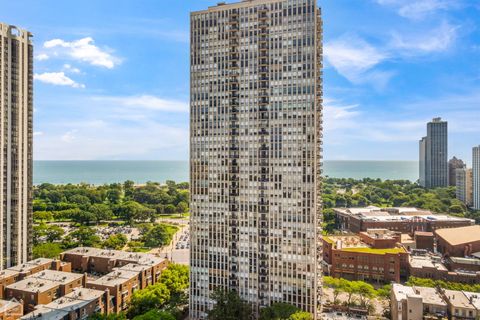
[0,23,33,269]
[190,1,323,318]
[473,146,480,210]
[456,166,473,207]
[448,156,464,187]
[419,118,448,188]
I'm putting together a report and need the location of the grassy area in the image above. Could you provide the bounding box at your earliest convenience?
[157,213,189,219]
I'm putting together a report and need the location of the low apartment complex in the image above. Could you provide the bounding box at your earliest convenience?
[87,270,139,313]
[0,248,169,319]
[335,207,474,234]
[323,229,408,283]
[20,288,109,320]
[392,284,480,320]
[5,270,86,313]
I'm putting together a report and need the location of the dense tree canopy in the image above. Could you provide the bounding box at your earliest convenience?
[126,264,189,319]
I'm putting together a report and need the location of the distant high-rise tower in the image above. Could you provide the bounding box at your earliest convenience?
[456,166,473,207]
[190,1,323,319]
[0,23,33,269]
[419,118,448,188]
[473,146,480,210]
[448,157,464,187]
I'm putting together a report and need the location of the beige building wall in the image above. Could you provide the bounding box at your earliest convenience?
[190,0,323,318]
[456,167,473,207]
[0,23,33,269]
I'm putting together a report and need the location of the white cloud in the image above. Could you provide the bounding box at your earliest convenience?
[391,21,458,53]
[35,53,49,61]
[33,131,44,136]
[35,121,188,160]
[63,64,81,74]
[61,130,77,143]
[43,37,120,69]
[93,95,189,113]
[324,35,393,89]
[34,72,85,88]
[375,0,459,20]
[323,98,360,131]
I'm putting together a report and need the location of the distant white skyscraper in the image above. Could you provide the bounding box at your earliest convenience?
[473,146,480,210]
[419,118,448,188]
[0,23,33,269]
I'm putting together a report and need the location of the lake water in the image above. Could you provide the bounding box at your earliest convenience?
[33,160,418,185]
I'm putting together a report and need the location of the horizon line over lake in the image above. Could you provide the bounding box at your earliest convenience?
[33,160,419,185]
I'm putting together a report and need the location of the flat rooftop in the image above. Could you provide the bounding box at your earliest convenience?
[21,288,105,320]
[7,270,83,293]
[436,225,480,246]
[410,255,448,271]
[117,263,152,273]
[28,270,83,285]
[325,235,405,255]
[443,290,475,309]
[413,286,447,306]
[335,207,474,223]
[88,270,139,287]
[0,298,22,313]
[8,258,54,273]
[7,278,59,293]
[63,247,164,266]
[462,292,480,310]
[392,284,417,303]
[0,269,19,279]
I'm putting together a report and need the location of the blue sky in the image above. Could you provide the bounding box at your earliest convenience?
[2,0,479,162]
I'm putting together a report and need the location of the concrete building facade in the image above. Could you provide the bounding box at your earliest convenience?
[190,0,323,318]
[473,146,480,210]
[456,166,473,207]
[449,157,465,187]
[0,23,34,270]
[419,118,448,188]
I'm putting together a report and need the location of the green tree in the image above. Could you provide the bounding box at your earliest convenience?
[260,303,300,320]
[89,203,113,224]
[132,310,175,320]
[289,312,312,320]
[143,224,177,248]
[69,194,92,207]
[33,211,53,222]
[176,201,189,215]
[127,282,170,318]
[45,224,65,242]
[33,242,63,259]
[207,289,253,320]
[72,210,96,225]
[67,226,101,247]
[103,234,128,250]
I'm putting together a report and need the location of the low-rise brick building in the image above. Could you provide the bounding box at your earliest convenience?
[60,247,168,276]
[0,299,23,320]
[323,230,408,283]
[5,271,85,313]
[414,231,435,251]
[7,259,71,281]
[0,271,20,300]
[86,270,140,313]
[20,287,109,320]
[409,252,480,284]
[436,225,480,257]
[335,206,474,234]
